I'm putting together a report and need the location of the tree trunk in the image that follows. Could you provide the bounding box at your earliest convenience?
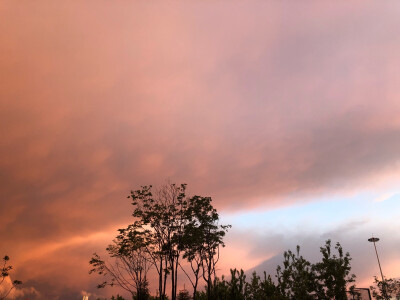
[174,257,179,300]
[193,277,198,300]
[171,257,175,300]
[207,259,212,300]
[163,266,168,299]
[159,259,163,300]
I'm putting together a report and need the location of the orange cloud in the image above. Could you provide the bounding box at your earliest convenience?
[1,1,400,298]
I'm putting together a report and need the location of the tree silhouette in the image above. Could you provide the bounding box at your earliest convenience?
[276,245,315,299]
[128,185,169,300]
[180,196,230,300]
[245,271,282,300]
[370,276,400,300]
[89,227,151,299]
[313,240,356,300]
[90,183,360,300]
[227,269,246,300]
[0,255,22,300]
[195,240,357,300]
[177,288,191,300]
[91,183,229,300]
[128,183,191,300]
[111,295,126,300]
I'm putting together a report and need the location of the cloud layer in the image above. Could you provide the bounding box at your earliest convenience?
[1,1,400,298]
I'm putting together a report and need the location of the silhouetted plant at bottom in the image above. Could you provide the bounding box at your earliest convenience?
[88,182,360,300]
[111,294,126,300]
[276,245,316,300]
[89,226,152,300]
[0,255,22,300]
[195,269,286,300]
[194,240,357,300]
[195,274,229,300]
[313,240,356,300]
[246,271,285,300]
[177,288,191,300]
[370,276,400,300]
[133,280,151,300]
[109,294,163,300]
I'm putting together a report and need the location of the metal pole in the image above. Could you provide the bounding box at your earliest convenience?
[368,237,388,300]
[372,240,385,284]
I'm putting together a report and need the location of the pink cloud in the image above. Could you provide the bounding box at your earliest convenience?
[1,1,400,297]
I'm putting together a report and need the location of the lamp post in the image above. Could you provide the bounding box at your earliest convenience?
[368,236,388,300]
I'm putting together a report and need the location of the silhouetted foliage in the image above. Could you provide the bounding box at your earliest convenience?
[127,185,169,300]
[276,245,315,299]
[129,184,186,300]
[177,288,191,300]
[275,240,357,300]
[227,269,246,300]
[89,226,152,299]
[181,195,230,300]
[129,183,193,300]
[0,255,22,300]
[370,276,400,300]
[195,240,356,300]
[111,295,126,300]
[89,181,361,300]
[245,271,283,300]
[313,240,356,299]
[196,269,285,300]
[91,183,230,300]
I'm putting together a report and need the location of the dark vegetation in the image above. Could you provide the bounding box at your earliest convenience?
[90,183,230,300]
[89,183,397,300]
[370,276,400,300]
[0,255,22,300]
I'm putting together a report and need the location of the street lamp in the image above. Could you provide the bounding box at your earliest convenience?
[368,236,388,300]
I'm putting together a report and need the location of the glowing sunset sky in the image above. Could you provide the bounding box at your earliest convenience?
[1,1,400,299]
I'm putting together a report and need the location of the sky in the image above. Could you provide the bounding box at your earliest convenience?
[1,1,400,299]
